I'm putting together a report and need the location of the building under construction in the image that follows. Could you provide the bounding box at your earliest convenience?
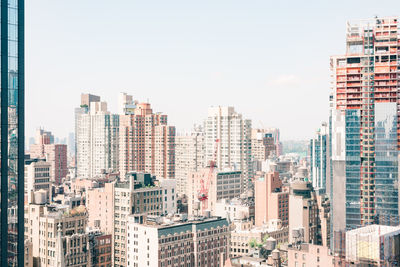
[330,17,400,248]
[346,225,400,266]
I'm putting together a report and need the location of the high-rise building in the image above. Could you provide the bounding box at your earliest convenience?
[113,173,175,267]
[251,129,278,172]
[81,93,101,107]
[251,130,276,161]
[0,1,25,265]
[309,122,329,194]
[204,106,252,190]
[29,129,68,185]
[330,17,400,236]
[35,128,54,145]
[74,93,101,168]
[288,180,320,244]
[175,129,204,195]
[119,101,175,179]
[253,128,282,157]
[29,129,51,157]
[76,100,119,178]
[118,92,136,115]
[254,172,289,227]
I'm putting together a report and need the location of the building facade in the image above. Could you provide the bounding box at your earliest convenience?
[204,106,252,190]
[0,0,25,265]
[30,132,68,186]
[126,215,230,267]
[44,144,68,185]
[345,225,400,266]
[76,100,119,179]
[309,122,329,194]
[187,169,242,216]
[113,175,169,267]
[88,232,112,267]
[214,198,255,222]
[87,182,115,235]
[287,243,335,267]
[175,130,204,195]
[254,172,289,227]
[330,17,400,239]
[25,159,52,204]
[25,203,89,267]
[119,102,175,179]
[252,129,277,161]
[230,219,288,258]
[288,180,320,244]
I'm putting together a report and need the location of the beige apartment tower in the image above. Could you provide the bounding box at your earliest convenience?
[119,101,175,179]
[175,129,205,195]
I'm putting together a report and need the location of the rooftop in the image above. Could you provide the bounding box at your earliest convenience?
[128,215,229,237]
[346,224,400,237]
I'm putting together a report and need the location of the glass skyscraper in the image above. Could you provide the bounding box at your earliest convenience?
[0,0,24,266]
[330,17,400,250]
[309,122,329,194]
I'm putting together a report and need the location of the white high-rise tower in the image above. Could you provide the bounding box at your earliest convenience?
[204,106,252,190]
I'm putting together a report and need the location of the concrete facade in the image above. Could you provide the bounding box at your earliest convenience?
[126,216,230,267]
[187,168,242,216]
[254,172,289,227]
[175,131,204,195]
[119,102,175,179]
[204,106,252,191]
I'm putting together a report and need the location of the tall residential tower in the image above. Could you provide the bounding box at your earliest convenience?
[119,99,175,180]
[175,128,204,195]
[330,17,400,236]
[204,106,252,190]
[76,99,119,178]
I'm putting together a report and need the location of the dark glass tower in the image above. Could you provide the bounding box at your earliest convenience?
[0,0,24,266]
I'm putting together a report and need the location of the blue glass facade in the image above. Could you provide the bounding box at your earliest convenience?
[310,126,328,194]
[374,102,399,225]
[342,104,400,230]
[345,110,361,229]
[0,0,24,266]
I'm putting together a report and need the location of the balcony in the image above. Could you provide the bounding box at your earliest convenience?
[347,82,362,87]
[347,70,361,74]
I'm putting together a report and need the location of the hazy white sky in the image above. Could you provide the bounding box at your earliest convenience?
[26,0,400,141]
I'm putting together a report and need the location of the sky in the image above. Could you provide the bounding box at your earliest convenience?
[26,0,400,142]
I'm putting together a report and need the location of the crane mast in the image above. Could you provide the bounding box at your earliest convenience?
[198,139,219,211]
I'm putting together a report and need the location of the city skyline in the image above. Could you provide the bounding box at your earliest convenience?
[26,1,400,141]
[19,1,400,264]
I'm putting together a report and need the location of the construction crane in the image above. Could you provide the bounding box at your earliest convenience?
[198,139,219,211]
